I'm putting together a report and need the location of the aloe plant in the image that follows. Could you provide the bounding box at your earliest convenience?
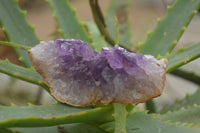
[0,0,200,132]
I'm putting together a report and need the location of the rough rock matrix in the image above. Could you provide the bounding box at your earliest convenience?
[29,39,167,106]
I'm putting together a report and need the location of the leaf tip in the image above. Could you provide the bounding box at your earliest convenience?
[165,120,171,123]
[156,54,162,59]
[178,46,184,51]
[188,123,194,127]
[150,113,157,117]
[18,57,24,62]
[10,103,16,106]
[171,40,178,48]
[194,124,200,128]
[58,29,62,34]
[181,123,187,126]
[1,27,6,32]
[167,110,172,114]
[146,31,151,36]
[167,5,171,11]
[157,18,161,23]
[187,105,191,109]
[4,58,10,62]
[193,104,198,107]
[175,121,181,125]
[52,13,56,18]
[182,26,186,32]
[27,103,34,106]
[193,10,198,15]
[183,59,189,64]
[72,8,77,14]
[30,24,36,30]
[22,10,27,15]
[138,42,143,47]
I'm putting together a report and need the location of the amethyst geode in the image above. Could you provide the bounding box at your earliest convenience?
[29,39,167,106]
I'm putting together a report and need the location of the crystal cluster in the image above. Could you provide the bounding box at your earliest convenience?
[29,39,167,106]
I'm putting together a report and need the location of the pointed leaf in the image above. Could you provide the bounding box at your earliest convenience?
[159,104,200,126]
[61,123,108,133]
[170,69,200,85]
[100,112,200,133]
[0,104,113,128]
[105,0,132,47]
[0,0,40,67]
[170,58,200,85]
[47,0,90,43]
[180,58,200,76]
[166,42,200,72]
[13,123,107,133]
[86,22,108,52]
[161,88,200,113]
[0,128,19,133]
[0,60,48,91]
[139,0,200,56]
[0,41,30,51]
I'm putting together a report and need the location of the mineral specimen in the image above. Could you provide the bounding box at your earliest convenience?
[29,39,167,106]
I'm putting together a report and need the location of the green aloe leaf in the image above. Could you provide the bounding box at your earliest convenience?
[166,42,200,72]
[0,41,30,51]
[0,0,40,67]
[100,112,200,133]
[139,0,200,57]
[13,123,107,133]
[170,58,200,85]
[47,0,90,43]
[58,123,107,133]
[161,88,200,113]
[105,0,132,47]
[158,104,200,127]
[170,68,200,85]
[113,103,127,133]
[0,60,49,91]
[0,128,19,133]
[86,22,108,52]
[0,103,113,128]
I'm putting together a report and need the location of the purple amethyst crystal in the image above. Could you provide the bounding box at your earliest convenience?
[29,39,167,106]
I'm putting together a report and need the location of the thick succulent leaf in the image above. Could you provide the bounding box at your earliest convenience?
[170,68,200,85]
[180,58,200,76]
[59,123,108,133]
[0,0,40,67]
[89,0,132,52]
[47,0,90,43]
[166,42,200,72]
[0,103,113,128]
[139,0,200,56]
[158,104,200,127]
[0,41,30,51]
[13,123,107,133]
[12,127,60,133]
[86,22,108,52]
[100,112,200,133]
[170,58,200,85]
[105,0,132,47]
[113,103,127,133]
[0,60,49,91]
[0,128,19,133]
[161,88,200,113]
